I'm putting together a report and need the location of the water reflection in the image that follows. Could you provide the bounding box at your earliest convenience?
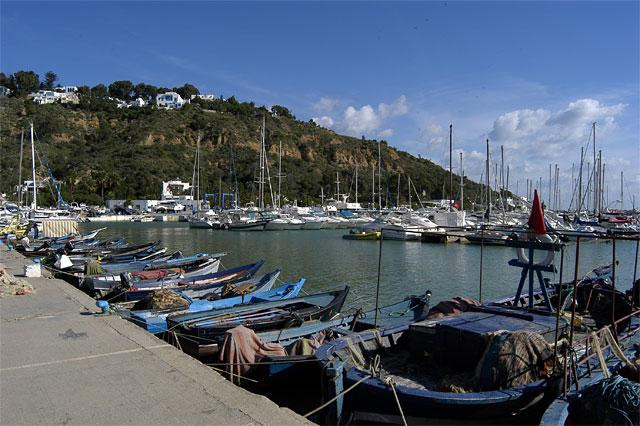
[81,223,638,308]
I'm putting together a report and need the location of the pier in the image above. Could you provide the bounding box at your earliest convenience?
[0,244,307,425]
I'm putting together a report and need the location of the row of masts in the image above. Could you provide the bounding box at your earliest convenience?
[198,118,631,213]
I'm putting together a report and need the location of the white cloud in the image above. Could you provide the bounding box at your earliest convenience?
[312,95,410,137]
[343,105,381,135]
[311,97,339,113]
[312,116,334,128]
[378,95,409,118]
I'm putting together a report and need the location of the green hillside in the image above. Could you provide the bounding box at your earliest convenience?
[0,95,488,208]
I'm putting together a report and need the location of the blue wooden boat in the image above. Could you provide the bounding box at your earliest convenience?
[314,304,569,425]
[113,260,264,301]
[123,273,305,334]
[168,286,350,357]
[83,256,222,297]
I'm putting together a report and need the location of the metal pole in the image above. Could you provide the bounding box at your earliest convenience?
[486,139,491,217]
[374,232,384,327]
[632,239,639,309]
[479,225,484,303]
[553,245,565,367]
[564,237,580,396]
[611,237,617,338]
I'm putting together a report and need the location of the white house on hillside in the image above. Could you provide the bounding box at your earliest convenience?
[32,88,79,105]
[191,94,217,101]
[156,92,186,109]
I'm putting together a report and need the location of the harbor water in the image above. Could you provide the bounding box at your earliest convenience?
[80,222,639,309]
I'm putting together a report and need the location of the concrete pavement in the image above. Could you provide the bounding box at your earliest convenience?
[0,245,308,425]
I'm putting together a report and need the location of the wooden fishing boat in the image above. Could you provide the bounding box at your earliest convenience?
[82,256,222,297]
[118,271,304,334]
[111,260,264,301]
[168,287,350,357]
[315,305,568,425]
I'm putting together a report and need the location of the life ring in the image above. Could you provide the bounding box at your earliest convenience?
[517,233,556,267]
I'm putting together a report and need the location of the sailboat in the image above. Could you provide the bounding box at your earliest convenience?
[188,136,218,229]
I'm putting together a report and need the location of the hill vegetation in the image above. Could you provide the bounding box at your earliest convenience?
[0,71,490,208]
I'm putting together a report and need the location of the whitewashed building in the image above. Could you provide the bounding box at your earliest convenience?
[156,92,186,109]
[191,94,217,101]
[32,89,79,105]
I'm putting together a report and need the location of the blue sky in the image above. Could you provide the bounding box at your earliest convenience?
[2,1,638,208]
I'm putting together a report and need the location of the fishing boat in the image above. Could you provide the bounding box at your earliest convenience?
[227,219,268,231]
[315,303,567,424]
[342,230,380,240]
[167,287,350,357]
[106,260,264,301]
[118,272,304,334]
[82,256,222,297]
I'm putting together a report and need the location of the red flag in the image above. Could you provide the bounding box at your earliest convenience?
[528,190,547,234]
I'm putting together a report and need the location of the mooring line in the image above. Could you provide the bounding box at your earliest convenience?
[0,344,169,372]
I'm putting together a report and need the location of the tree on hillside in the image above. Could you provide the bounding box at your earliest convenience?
[77,85,90,96]
[91,84,108,98]
[176,83,199,100]
[42,71,58,90]
[0,72,14,91]
[133,83,158,101]
[11,70,40,96]
[271,105,293,119]
[108,80,134,100]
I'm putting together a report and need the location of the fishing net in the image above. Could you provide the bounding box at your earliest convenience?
[474,330,555,391]
[132,290,188,310]
[568,375,640,425]
[0,265,34,297]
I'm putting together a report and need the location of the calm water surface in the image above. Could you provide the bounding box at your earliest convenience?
[80,223,639,309]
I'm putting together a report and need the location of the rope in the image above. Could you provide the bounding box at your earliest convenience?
[385,378,408,426]
[303,373,371,418]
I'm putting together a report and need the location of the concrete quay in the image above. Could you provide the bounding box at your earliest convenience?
[0,245,308,425]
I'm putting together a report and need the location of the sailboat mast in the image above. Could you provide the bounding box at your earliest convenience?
[18,128,24,207]
[371,165,375,209]
[408,176,412,210]
[355,164,358,204]
[396,174,400,208]
[30,123,37,212]
[621,171,624,210]
[593,122,597,214]
[449,124,453,212]
[197,136,201,211]
[259,116,266,209]
[278,140,282,210]
[486,139,491,218]
[578,147,584,214]
[377,141,382,211]
[460,152,464,211]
